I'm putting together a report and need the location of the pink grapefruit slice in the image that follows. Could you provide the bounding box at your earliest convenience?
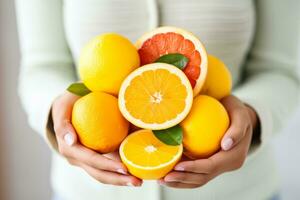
[136,26,208,96]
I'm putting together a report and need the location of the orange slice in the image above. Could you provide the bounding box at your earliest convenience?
[136,26,208,96]
[118,63,193,130]
[119,129,183,180]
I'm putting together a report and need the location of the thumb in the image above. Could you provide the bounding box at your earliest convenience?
[54,120,78,147]
[103,151,122,162]
[52,92,80,147]
[221,133,234,151]
[220,95,248,151]
[221,121,247,151]
[61,122,78,146]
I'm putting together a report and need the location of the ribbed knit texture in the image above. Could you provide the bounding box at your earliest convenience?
[15,0,300,199]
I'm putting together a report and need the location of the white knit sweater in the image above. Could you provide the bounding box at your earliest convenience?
[15,0,300,199]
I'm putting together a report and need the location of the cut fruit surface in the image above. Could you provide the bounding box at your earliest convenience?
[136,26,208,96]
[118,63,193,130]
[119,129,183,180]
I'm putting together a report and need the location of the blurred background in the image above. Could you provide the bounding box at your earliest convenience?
[0,0,299,199]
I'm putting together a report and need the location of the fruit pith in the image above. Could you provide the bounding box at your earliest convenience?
[136,26,208,96]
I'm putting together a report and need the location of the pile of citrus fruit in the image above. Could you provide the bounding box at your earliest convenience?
[68,27,232,180]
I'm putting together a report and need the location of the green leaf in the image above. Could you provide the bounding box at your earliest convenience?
[155,53,189,70]
[67,82,91,96]
[153,125,183,146]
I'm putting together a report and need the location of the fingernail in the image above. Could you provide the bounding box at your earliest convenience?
[174,166,185,171]
[117,168,127,175]
[64,133,74,146]
[126,182,134,187]
[222,137,233,151]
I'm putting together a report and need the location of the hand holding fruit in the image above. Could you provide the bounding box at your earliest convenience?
[158,95,258,188]
[52,92,142,187]
[63,26,259,188]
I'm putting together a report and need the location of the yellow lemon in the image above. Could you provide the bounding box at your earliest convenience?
[72,92,129,153]
[180,95,230,158]
[201,55,232,100]
[118,63,193,130]
[79,33,140,95]
[120,129,183,180]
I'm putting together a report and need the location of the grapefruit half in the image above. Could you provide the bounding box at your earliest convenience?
[136,26,208,96]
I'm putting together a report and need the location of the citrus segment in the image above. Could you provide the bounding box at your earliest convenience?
[118,63,193,130]
[136,26,208,96]
[119,129,183,179]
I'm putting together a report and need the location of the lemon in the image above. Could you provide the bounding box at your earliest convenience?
[120,129,183,180]
[72,92,129,153]
[180,95,230,158]
[79,33,140,95]
[201,55,232,100]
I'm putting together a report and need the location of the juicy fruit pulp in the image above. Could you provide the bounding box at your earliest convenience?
[139,32,201,88]
[180,95,230,158]
[136,26,208,96]
[119,129,183,180]
[201,55,232,100]
[79,33,140,95]
[72,92,129,153]
[118,63,193,130]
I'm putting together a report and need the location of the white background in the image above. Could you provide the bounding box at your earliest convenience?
[0,0,299,199]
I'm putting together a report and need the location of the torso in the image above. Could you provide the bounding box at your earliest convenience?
[63,0,255,85]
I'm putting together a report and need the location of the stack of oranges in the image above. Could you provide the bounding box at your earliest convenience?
[70,27,232,180]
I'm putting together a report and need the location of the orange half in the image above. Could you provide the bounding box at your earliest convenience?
[119,129,183,180]
[118,63,193,130]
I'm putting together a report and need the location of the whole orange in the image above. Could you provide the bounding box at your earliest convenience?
[180,95,230,158]
[201,55,232,100]
[72,92,129,153]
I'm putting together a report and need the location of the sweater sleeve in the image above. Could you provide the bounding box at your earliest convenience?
[233,0,300,155]
[15,0,76,150]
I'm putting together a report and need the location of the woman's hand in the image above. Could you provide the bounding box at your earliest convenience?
[52,91,142,187]
[158,95,258,188]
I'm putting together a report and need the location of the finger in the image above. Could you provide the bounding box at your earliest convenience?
[164,171,208,185]
[66,158,80,166]
[221,96,249,151]
[67,144,128,174]
[53,93,80,146]
[175,127,252,175]
[158,180,200,189]
[103,151,122,162]
[52,92,79,127]
[52,93,128,174]
[56,121,78,147]
[221,95,244,110]
[82,164,142,187]
[174,158,215,174]
[210,128,253,173]
[221,119,247,151]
